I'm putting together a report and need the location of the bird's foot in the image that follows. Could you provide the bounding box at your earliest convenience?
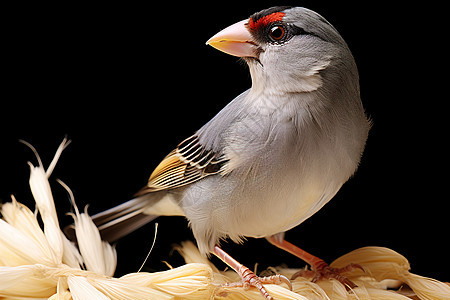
[213,245,291,299]
[222,265,292,300]
[267,237,364,290]
[292,260,364,289]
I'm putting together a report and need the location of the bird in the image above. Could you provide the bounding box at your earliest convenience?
[90,6,370,299]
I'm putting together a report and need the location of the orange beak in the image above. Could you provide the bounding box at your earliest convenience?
[206,19,257,58]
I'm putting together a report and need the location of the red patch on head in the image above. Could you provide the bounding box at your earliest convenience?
[248,12,285,31]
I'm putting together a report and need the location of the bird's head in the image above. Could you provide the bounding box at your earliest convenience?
[207,6,356,95]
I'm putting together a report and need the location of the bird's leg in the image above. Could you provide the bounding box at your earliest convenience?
[267,235,364,289]
[213,245,292,300]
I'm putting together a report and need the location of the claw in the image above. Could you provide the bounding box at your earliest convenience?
[280,275,293,291]
[291,268,311,280]
[336,263,365,274]
[292,262,363,289]
[259,274,292,291]
[222,273,292,299]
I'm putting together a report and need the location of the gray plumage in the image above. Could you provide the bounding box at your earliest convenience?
[91,6,369,258]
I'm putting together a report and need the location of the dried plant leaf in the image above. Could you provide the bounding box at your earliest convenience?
[0,219,54,266]
[71,210,117,276]
[60,233,84,270]
[67,275,109,300]
[1,198,45,247]
[28,164,64,264]
[0,265,57,298]
[330,246,450,299]
[25,139,72,265]
[0,265,36,290]
[88,277,173,300]
[58,178,117,277]
[217,283,309,300]
[51,278,72,300]
[120,263,215,299]
[330,246,409,281]
[1,139,448,300]
[404,274,450,300]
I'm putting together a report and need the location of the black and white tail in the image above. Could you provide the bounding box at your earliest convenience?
[65,192,184,243]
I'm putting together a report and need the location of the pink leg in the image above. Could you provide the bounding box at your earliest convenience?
[213,245,291,300]
[267,236,364,289]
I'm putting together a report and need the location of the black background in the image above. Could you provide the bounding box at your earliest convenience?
[1,1,448,282]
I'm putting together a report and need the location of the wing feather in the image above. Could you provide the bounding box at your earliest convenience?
[135,135,227,195]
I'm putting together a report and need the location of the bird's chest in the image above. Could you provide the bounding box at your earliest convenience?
[223,99,326,178]
[221,107,352,237]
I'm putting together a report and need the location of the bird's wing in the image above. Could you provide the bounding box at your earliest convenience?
[135,135,227,195]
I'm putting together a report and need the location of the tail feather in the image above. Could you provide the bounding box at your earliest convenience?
[96,212,157,243]
[91,198,151,228]
[64,192,185,243]
[91,196,162,243]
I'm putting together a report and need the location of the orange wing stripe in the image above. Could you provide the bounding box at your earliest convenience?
[138,135,227,194]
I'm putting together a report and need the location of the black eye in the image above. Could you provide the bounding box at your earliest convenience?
[269,25,285,41]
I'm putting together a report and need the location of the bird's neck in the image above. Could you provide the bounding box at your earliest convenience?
[247,59,327,99]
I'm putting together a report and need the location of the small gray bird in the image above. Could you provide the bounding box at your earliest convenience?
[92,6,369,299]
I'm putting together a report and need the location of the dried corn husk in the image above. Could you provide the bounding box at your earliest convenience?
[330,247,450,300]
[0,139,448,300]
